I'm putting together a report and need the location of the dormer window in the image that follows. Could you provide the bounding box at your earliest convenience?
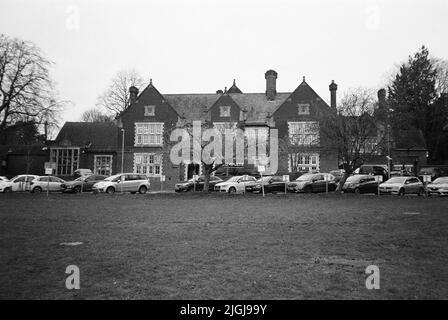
[220,106,231,117]
[298,104,310,115]
[144,105,155,116]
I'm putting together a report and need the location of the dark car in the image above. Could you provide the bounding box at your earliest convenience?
[174,175,223,192]
[252,176,287,194]
[287,173,337,193]
[342,175,379,194]
[62,174,107,193]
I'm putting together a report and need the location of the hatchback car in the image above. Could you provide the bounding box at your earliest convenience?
[62,174,107,193]
[426,177,448,196]
[174,176,223,192]
[379,176,424,196]
[30,176,66,193]
[0,174,39,192]
[214,175,257,193]
[92,173,150,194]
[342,175,379,194]
[287,173,336,193]
[252,176,288,194]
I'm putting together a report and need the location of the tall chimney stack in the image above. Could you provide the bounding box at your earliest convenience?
[329,80,338,109]
[265,69,278,100]
[377,88,386,109]
[129,86,139,106]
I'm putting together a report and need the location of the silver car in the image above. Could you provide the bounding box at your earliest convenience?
[92,173,151,194]
[379,176,424,196]
[0,174,39,192]
[30,176,66,193]
[426,177,448,196]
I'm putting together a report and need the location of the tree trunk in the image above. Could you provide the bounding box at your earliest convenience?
[202,164,212,193]
[336,171,352,193]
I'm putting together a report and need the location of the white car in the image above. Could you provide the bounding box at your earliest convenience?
[0,176,8,182]
[426,177,448,196]
[92,173,150,194]
[214,175,257,193]
[30,176,66,193]
[0,175,39,193]
[379,176,424,196]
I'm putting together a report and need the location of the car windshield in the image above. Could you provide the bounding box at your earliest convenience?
[346,176,361,182]
[105,174,121,181]
[225,176,241,182]
[296,174,314,181]
[433,177,448,184]
[385,177,407,184]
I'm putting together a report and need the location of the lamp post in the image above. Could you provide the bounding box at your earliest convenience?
[121,128,125,174]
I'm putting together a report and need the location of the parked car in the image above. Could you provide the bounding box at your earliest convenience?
[252,176,287,194]
[214,175,257,193]
[425,177,448,196]
[0,174,39,193]
[174,175,223,192]
[342,175,379,194]
[30,176,66,193]
[92,173,150,194]
[62,174,107,193]
[287,173,336,193]
[379,176,424,196]
[0,176,8,182]
[73,168,93,180]
[418,166,448,182]
[330,169,345,183]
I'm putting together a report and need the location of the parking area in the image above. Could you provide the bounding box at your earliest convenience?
[1,192,447,299]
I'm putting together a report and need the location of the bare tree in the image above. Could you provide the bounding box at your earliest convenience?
[320,88,385,191]
[97,69,146,115]
[0,34,63,134]
[81,108,113,122]
[433,58,448,96]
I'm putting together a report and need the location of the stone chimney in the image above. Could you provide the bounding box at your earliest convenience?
[377,88,386,109]
[265,69,278,100]
[129,86,139,105]
[329,80,338,109]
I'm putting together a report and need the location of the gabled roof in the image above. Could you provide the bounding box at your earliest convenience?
[164,94,221,120]
[230,93,291,123]
[55,122,118,148]
[227,80,243,94]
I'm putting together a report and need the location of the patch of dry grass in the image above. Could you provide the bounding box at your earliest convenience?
[0,192,447,299]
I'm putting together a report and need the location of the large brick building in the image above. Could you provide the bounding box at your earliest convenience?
[47,70,341,188]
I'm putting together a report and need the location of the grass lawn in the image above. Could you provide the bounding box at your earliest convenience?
[0,192,447,299]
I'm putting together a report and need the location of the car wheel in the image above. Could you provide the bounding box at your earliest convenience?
[106,187,115,194]
[4,187,11,193]
[74,185,82,193]
[354,187,361,195]
[33,187,42,193]
[304,186,313,193]
[139,186,147,194]
[398,188,405,196]
[228,187,236,193]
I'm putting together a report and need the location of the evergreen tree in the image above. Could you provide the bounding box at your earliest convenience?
[388,46,440,160]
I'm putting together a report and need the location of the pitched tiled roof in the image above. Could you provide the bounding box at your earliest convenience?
[164,94,221,120]
[230,93,291,123]
[227,80,243,94]
[55,122,118,148]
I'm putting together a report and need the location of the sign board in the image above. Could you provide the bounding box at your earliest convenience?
[160,175,166,182]
[282,175,290,182]
[258,165,266,173]
[45,168,53,175]
[44,162,57,170]
[423,175,432,183]
[374,175,383,183]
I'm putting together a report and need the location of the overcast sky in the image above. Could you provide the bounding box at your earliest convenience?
[1,0,447,122]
